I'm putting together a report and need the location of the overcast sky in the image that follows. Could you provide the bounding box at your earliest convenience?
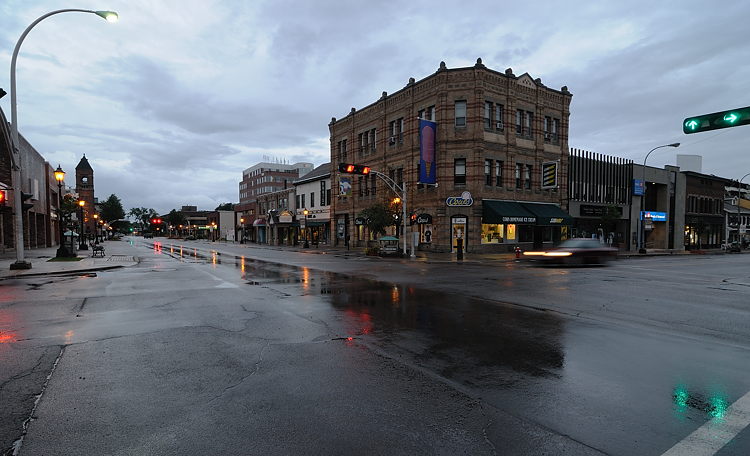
[1,0,749,215]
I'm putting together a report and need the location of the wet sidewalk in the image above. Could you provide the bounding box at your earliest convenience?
[0,240,140,279]
[0,237,734,279]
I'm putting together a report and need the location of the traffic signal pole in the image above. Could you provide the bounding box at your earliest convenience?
[370,171,407,256]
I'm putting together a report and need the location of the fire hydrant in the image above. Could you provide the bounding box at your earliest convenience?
[515,246,521,260]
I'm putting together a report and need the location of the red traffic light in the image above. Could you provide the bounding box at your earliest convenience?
[339,163,370,175]
[0,190,5,205]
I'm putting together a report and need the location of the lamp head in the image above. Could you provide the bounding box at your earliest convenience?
[79,200,85,207]
[94,11,118,22]
[54,165,65,182]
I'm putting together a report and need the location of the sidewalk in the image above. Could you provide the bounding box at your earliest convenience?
[0,238,734,279]
[0,240,139,279]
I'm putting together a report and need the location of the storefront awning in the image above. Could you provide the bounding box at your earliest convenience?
[482,200,537,224]
[306,220,328,227]
[519,202,575,226]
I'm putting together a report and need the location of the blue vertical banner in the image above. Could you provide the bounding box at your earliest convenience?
[419,119,437,184]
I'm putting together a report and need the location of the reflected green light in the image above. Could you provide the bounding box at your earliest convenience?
[709,395,728,419]
[674,386,689,408]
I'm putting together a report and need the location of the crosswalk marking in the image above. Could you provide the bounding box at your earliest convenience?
[662,390,750,455]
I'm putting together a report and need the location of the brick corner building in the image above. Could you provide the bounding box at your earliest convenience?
[329,59,573,253]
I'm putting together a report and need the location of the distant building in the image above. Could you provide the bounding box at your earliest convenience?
[239,161,313,204]
[294,163,331,245]
[75,155,96,241]
[682,171,729,250]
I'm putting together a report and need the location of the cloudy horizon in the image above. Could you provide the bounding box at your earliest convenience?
[2,0,749,215]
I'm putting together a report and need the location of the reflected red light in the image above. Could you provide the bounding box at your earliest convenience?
[347,337,353,341]
[0,331,18,343]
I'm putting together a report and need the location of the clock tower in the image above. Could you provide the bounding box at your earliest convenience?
[75,155,95,239]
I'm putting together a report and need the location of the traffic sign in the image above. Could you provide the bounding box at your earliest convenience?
[683,106,750,134]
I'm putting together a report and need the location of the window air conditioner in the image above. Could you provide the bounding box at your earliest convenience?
[544,133,551,139]
[388,136,396,144]
[496,122,504,130]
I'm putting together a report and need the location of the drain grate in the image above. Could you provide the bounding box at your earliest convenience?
[108,255,135,262]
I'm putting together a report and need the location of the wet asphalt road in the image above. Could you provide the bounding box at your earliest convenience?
[3,238,750,455]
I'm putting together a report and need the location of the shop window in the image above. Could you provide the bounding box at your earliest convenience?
[519,225,534,242]
[481,224,505,244]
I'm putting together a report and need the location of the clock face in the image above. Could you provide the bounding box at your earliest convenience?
[82,177,88,183]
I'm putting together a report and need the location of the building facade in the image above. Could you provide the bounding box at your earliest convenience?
[682,171,728,250]
[294,163,331,245]
[567,149,633,247]
[329,59,573,253]
[239,161,313,205]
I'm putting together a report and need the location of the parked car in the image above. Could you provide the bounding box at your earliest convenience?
[523,238,618,265]
[143,232,153,239]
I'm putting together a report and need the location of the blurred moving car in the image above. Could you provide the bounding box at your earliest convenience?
[143,232,153,239]
[523,238,618,265]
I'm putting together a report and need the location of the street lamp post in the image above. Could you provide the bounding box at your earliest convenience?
[54,165,68,258]
[737,173,750,248]
[302,210,309,248]
[8,9,117,269]
[240,217,245,244]
[639,143,680,254]
[78,200,88,250]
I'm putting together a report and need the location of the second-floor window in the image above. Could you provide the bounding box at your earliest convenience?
[525,165,532,189]
[496,161,503,187]
[516,163,523,188]
[454,159,466,185]
[485,159,493,186]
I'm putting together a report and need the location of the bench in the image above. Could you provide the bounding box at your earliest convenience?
[92,245,105,257]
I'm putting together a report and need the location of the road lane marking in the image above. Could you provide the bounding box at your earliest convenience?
[662,389,750,456]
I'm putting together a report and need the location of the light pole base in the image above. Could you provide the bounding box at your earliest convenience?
[10,261,32,270]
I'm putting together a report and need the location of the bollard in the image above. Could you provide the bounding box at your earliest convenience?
[515,246,521,260]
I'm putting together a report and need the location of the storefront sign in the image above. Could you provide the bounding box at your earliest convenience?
[416,214,432,224]
[278,210,293,223]
[642,211,666,221]
[502,216,536,223]
[446,191,473,207]
[633,179,644,196]
[580,204,623,217]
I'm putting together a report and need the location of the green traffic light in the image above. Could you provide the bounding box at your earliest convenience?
[684,105,750,134]
[724,113,739,123]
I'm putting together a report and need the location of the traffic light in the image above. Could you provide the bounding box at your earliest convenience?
[0,190,5,207]
[410,213,417,225]
[21,192,33,211]
[338,163,370,175]
[683,106,750,134]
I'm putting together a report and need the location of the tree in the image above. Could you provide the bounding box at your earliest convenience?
[359,203,399,238]
[600,204,622,243]
[215,203,235,211]
[100,194,125,223]
[165,209,186,228]
[128,207,158,230]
